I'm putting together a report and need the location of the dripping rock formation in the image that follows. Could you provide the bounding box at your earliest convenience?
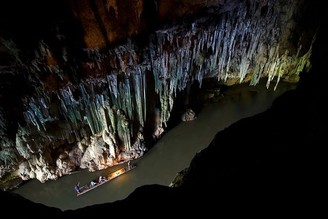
[0,0,319,188]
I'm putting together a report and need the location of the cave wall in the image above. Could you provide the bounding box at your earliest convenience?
[0,0,317,186]
[68,0,230,47]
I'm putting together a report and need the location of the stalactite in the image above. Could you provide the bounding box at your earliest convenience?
[107,74,119,107]
[107,104,117,134]
[123,77,133,120]
[59,87,81,130]
[142,66,147,121]
[133,69,144,126]
[116,110,131,151]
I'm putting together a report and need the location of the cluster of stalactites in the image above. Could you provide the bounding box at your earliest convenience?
[144,0,314,127]
[23,97,54,132]
[149,3,272,125]
[23,70,147,152]
[23,0,314,150]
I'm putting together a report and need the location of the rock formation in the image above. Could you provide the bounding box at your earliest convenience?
[0,0,318,187]
[181,109,197,122]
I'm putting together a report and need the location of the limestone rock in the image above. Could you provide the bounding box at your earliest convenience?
[181,109,197,122]
[80,136,108,171]
[55,149,79,177]
[17,153,57,183]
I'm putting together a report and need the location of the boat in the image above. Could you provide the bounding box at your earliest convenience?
[76,163,136,196]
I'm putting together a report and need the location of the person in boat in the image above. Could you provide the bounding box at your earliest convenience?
[98,176,106,183]
[90,180,97,187]
[74,183,80,193]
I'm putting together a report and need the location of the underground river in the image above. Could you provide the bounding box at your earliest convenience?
[13,82,295,210]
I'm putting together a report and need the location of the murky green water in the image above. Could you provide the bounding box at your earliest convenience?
[13,82,295,210]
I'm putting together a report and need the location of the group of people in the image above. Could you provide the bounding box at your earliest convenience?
[90,175,107,187]
[74,161,133,194]
[74,175,108,194]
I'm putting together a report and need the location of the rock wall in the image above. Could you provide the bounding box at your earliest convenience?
[0,0,317,186]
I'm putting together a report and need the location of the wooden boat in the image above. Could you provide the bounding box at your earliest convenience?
[76,164,136,196]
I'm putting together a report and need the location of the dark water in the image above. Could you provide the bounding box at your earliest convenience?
[13,82,295,210]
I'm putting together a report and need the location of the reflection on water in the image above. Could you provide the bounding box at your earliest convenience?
[13,82,295,210]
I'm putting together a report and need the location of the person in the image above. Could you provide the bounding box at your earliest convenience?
[90,180,97,187]
[98,176,106,183]
[74,183,80,193]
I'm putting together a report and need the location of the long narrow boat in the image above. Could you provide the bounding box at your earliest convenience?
[76,164,136,196]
